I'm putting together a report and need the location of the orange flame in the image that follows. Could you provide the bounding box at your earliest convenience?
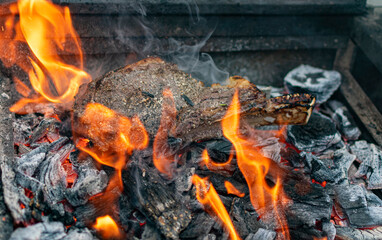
[77,103,148,188]
[192,174,241,240]
[93,215,121,239]
[201,148,234,175]
[0,0,91,113]
[224,181,245,198]
[221,90,290,239]
[153,89,177,178]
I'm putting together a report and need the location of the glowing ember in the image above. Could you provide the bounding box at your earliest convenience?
[153,89,177,178]
[0,0,91,113]
[192,174,241,240]
[224,181,245,198]
[93,215,121,239]
[77,102,149,188]
[221,90,290,239]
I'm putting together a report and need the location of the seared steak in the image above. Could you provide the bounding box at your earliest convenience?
[73,57,315,144]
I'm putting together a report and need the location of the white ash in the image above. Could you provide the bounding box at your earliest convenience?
[284,65,341,104]
[245,228,276,240]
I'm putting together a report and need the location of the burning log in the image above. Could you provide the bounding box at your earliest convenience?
[73,57,315,145]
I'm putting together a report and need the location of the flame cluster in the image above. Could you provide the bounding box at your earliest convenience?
[0,0,90,113]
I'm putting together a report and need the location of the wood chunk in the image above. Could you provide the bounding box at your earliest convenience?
[73,57,315,145]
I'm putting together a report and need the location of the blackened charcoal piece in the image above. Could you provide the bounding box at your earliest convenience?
[287,112,341,153]
[179,212,215,239]
[335,226,382,240]
[141,223,162,240]
[48,137,69,152]
[37,144,74,215]
[327,100,361,140]
[280,148,305,168]
[231,196,263,238]
[334,184,382,227]
[16,143,49,177]
[284,175,332,228]
[350,141,382,189]
[9,221,67,240]
[124,163,192,240]
[245,229,276,240]
[284,65,341,104]
[13,114,40,145]
[66,154,108,207]
[175,167,195,192]
[197,234,216,240]
[27,118,59,144]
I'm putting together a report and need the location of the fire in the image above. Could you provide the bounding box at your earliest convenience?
[93,215,121,239]
[192,175,241,240]
[201,148,234,175]
[224,181,245,198]
[77,103,149,188]
[221,90,290,239]
[153,89,177,178]
[0,0,91,113]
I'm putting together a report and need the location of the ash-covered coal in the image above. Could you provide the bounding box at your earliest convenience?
[284,65,341,104]
[350,140,382,189]
[326,100,361,141]
[287,112,342,153]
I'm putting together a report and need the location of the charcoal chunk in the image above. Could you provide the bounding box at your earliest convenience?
[9,221,67,240]
[284,65,341,103]
[245,228,276,240]
[334,184,382,227]
[350,141,382,189]
[66,154,108,207]
[180,212,215,239]
[327,100,361,140]
[287,112,341,153]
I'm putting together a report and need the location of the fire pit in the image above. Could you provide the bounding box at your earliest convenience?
[1,0,382,240]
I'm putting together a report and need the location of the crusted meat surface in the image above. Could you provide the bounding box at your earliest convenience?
[73,57,315,144]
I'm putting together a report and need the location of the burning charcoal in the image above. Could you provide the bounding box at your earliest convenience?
[322,220,336,240]
[27,118,59,145]
[257,137,281,163]
[16,143,49,177]
[9,221,67,240]
[18,144,32,155]
[280,148,305,168]
[175,167,195,192]
[326,100,361,140]
[36,144,74,216]
[124,163,192,240]
[48,137,70,152]
[63,228,93,240]
[335,226,382,240]
[284,175,332,229]
[179,212,215,239]
[334,184,382,227]
[284,65,341,104]
[12,114,40,145]
[141,223,162,240]
[198,234,216,240]
[245,228,276,240]
[66,154,108,207]
[231,196,263,238]
[350,141,382,189]
[287,112,341,153]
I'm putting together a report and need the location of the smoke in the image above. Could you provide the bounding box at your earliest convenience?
[91,0,229,86]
